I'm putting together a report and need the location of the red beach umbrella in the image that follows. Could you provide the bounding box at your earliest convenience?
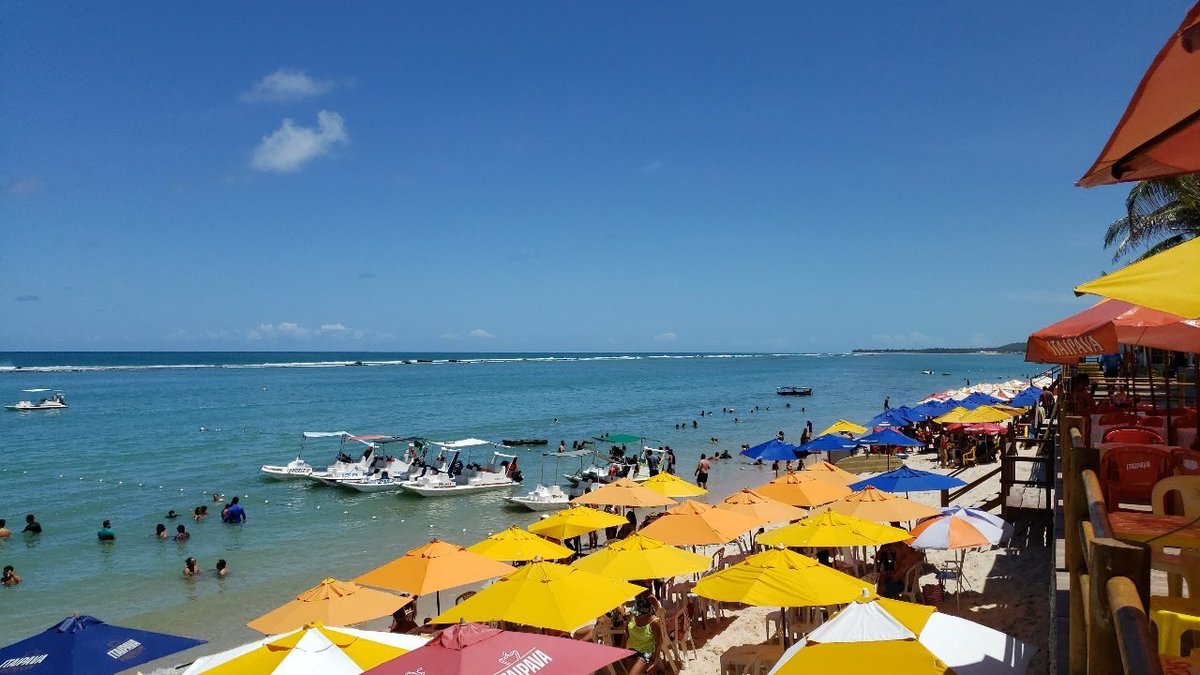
[364,622,632,675]
[1077,1,1200,186]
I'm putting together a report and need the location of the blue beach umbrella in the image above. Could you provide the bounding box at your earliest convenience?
[796,434,859,453]
[907,399,956,420]
[958,392,1006,410]
[864,408,919,428]
[856,429,926,448]
[0,615,206,675]
[849,465,967,493]
[741,438,802,461]
[1007,387,1042,409]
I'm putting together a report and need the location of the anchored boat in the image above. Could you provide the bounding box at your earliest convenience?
[776,386,813,396]
[5,389,68,411]
[400,440,521,497]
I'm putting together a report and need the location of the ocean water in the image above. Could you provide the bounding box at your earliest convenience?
[0,351,1035,659]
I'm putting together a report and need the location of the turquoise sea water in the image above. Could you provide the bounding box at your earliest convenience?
[0,351,1036,661]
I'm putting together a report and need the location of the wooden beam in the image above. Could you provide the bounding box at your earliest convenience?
[1087,537,1150,675]
[1106,576,1164,675]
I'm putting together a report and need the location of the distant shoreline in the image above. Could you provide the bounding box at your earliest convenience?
[851,342,1024,355]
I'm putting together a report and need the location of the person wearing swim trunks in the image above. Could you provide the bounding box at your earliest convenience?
[694,454,710,489]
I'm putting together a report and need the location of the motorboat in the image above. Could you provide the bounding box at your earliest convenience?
[501,439,548,447]
[776,386,813,396]
[337,439,426,493]
[307,434,413,486]
[508,484,570,511]
[261,431,347,480]
[6,389,68,411]
[400,442,521,497]
[564,449,659,485]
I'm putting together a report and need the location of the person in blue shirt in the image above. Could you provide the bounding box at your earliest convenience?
[222,497,246,524]
[96,520,115,541]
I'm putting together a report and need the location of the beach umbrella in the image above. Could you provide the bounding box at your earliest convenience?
[1007,387,1042,408]
[527,505,627,540]
[767,597,1036,675]
[813,487,941,523]
[466,526,573,562]
[855,429,925,448]
[910,511,1004,550]
[958,392,1006,410]
[641,472,707,498]
[757,511,910,548]
[570,477,675,508]
[1075,237,1200,318]
[182,623,426,675]
[849,465,967,493]
[571,532,712,580]
[949,422,1009,436]
[819,420,867,437]
[932,406,973,424]
[364,622,632,675]
[797,433,859,453]
[1077,2,1200,187]
[431,562,642,633]
[1027,298,1200,364]
[799,460,858,486]
[754,471,852,508]
[865,408,920,429]
[908,399,958,420]
[0,615,205,675]
[741,438,803,461]
[247,579,411,635]
[353,539,515,612]
[936,405,1016,425]
[717,488,808,524]
[693,548,873,608]
[639,499,763,546]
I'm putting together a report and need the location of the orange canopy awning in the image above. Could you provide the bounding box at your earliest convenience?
[1026,299,1199,363]
[1078,2,1200,186]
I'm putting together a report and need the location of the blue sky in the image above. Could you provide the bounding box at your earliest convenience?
[0,2,1191,352]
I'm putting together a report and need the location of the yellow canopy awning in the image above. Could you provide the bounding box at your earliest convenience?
[571,532,711,580]
[1075,236,1200,319]
[757,511,910,548]
[641,472,707,498]
[693,548,873,607]
[527,505,627,541]
[820,420,867,437]
[466,526,573,562]
[571,477,676,508]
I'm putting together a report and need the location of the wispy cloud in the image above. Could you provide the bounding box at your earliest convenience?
[653,332,678,342]
[468,328,496,339]
[2,178,45,197]
[168,321,387,343]
[641,160,664,174]
[250,111,348,173]
[13,294,40,302]
[441,328,498,341]
[241,69,334,103]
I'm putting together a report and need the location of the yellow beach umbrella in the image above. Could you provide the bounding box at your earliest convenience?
[571,532,711,580]
[813,487,942,523]
[432,561,642,632]
[693,548,873,607]
[181,623,427,674]
[571,477,676,508]
[800,460,859,486]
[467,526,573,562]
[642,472,707,498]
[935,405,1016,425]
[819,420,867,437]
[246,578,410,635]
[527,504,627,540]
[758,511,910,548]
[1075,236,1200,318]
[639,499,763,546]
[717,488,807,524]
[754,471,852,508]
[931,406,972,424]
[353,539,515,598]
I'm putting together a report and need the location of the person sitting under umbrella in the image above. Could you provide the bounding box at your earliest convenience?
[623,596,664,675]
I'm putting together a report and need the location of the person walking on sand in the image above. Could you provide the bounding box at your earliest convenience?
[695,454,710,489]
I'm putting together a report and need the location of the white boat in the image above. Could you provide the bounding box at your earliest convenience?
[508,484,570,511]
[333,436,426,492]
[307,433,396,486]
[400,442,521,497]
[261,431,348,480]
[6,389,68,412]
[564,447,662,485]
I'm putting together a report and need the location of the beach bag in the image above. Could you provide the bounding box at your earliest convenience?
[922,583,944,605]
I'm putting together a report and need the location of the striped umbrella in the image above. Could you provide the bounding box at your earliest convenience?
[908,512,999,550]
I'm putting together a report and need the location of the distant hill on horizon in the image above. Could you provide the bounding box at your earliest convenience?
[851,342,1025,354]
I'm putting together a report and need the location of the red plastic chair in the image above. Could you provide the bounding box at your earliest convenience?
[1100,445,1175,506]
[1173,448,1200,476]
[1103,427,1165,444]
[1136,416,1166,428]
[1099,412,1140,426]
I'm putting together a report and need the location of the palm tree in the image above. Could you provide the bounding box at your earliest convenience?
[1103,174,1200,262]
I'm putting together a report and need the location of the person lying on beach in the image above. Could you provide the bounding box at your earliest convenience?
[2,565,21,587]
[183,557,200,577]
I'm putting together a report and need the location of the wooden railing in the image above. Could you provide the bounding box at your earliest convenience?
[1062,415,1162,675]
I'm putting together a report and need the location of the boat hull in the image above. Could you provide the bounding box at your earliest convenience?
[507,496,569,511]
[400,482,517,497]
[260,466,313,480]
[5,403,68,411]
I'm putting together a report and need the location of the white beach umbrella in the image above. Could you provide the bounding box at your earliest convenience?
[181,624,427,674]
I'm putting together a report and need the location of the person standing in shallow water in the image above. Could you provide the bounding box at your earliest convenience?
[694,454,710,489]
[222,497,246,524]
[97,520,115,541]
[22,514,41,534]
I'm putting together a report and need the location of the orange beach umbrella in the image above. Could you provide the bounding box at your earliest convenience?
[571,477,676,508]
[813,487,941,523]
[754,471,852,508]
[801,460,859,486]
[639,499,763,546]
[1077,1,1200,186]
[353,539,516,598]
[246,578,410,635]
[717,488,808,524]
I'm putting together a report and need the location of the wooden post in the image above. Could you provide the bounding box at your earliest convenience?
[1087,537,1150,675]
[940,489,949,508]
[1106,576,1165,675]
[1066,435,1098,675]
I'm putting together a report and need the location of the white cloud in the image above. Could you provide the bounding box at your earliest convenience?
[653,332,678,342]
[468,328,496,339]
[241,69,334,103]
[249,110,348,173]
[2,178,45,196]
[320,323,347,333]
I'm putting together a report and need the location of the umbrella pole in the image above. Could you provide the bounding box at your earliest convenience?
[437,591,441,613]
[781,605,787,647]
